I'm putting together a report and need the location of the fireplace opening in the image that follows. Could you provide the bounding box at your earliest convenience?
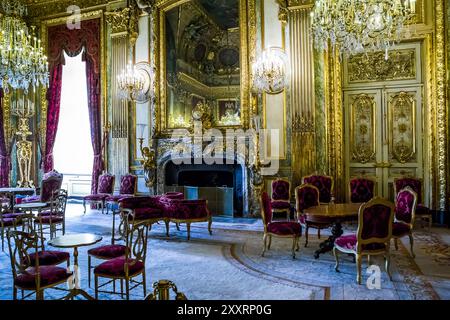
[164,161,244,216]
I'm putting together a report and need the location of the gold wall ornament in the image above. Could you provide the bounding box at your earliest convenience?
[347,49,417,83]
[350,94,376,164]
[105,7,131,34]
[145,280,187,300]
[389,91,416,164]
[138,138,156,189]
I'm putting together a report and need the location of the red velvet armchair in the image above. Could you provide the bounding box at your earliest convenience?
[22,170,63,204]
[302,174,334,204]
[118,196,166,230]
[295,184,324,247]
[333,197,394,284]
[349,177,376,203]
[83,172,115,214]
[7,231,72,300]
[392,187,417,258]
[106,174,138,214]
[270,179,291,220]
[261,192,301,259]
[394,177,431,228]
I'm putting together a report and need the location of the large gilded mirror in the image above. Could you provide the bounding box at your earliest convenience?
[154,0,254,133]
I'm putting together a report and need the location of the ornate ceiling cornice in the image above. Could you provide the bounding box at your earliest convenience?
[25,0,109,19]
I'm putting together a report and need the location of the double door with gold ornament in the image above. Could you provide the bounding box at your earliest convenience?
[344,86,423,201]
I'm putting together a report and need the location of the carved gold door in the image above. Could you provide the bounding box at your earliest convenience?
[344,87,423,201]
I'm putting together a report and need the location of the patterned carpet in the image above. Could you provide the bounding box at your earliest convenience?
[0,203,449,300]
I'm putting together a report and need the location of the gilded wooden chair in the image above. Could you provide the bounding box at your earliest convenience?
[394,177,431,228]
[333,197,394,284]
[349,177,376,203]
[83,172,115,214]
[1,204,28,251]
[295,184,327,247]
[260,192,301,259]
[7,230,72,300]
[33,189,67,240]
[22,170,63,204]
[106,174,138,214]
[270,179,291,221]
[392,187,417,258]
[302,174,334,204]
[94,211,149,300]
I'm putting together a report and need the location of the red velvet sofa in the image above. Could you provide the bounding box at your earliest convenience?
[118,193,212,240]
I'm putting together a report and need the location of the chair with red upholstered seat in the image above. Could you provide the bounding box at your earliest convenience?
[83,172,115,215]
[7,230,72,300]
[94,212,149,300]
[270,179,291,221]
[260,192,301,259]
[294,184,326,247]
[302,174,334,204]
[119,196,166,231]
[1,204,28,251]
[33,189,67,240]
[22,170,63,205]
[349,177,376,203]
[394,177,431,228]
[392,187,417,258]
[333,197,394,284]
[105,174,138,214]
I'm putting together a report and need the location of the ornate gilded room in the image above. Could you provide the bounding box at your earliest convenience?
[0,0,449,302]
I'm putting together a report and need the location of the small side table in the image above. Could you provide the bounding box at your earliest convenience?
[48,233,102,300]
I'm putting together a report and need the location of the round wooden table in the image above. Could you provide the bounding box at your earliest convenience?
[48,233,102,300]
[304,203,362,259]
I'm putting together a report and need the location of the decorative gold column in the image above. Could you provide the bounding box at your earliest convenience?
[285,2,316,186]
[105,4,139,190]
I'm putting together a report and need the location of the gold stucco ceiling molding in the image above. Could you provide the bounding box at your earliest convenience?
[276,0,314,23]
[25,0,108,19]
[105,1,140,43]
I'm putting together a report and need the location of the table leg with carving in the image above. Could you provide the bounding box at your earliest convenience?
[314,221,343,259]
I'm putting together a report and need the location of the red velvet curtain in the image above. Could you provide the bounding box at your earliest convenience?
[46,19,103,194]
[0,89,11,187]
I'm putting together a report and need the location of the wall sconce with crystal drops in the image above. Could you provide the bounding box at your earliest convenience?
[252,47,289,95]
[117,61,153,103]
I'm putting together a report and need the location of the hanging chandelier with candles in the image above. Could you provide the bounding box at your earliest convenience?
[252,47,289,95]
[0,0,49,93]
[311,0,417,58]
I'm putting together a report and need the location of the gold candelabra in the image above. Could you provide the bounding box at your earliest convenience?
[11,92,35,188]
[137,124,156,190]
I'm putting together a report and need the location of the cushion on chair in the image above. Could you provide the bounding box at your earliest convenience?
[94,257,144,277]
[335,234,386,252]
[0,217,19,227]
[296,185,319,212]
[84,194,110,201]
[395,178,422,203]
[88,245,127,259]
[15,266,72,289]
[134,207,164,221]
[2,212,27,219]
[21,195,41,204]
[271,200,291,210]
[261,192,272,224]
[271,180,290,201]
[267,221,301,236]
[395,190,415,224]
[28,251,70,266]
[106,195,133,203]
[416,204,430,216]
[119,175,137,195]
[98,174,115,194]
[392,222,411,237]
[167,200,209,220]
[37,215,64,224]
[303,176,333,203]
[350,178,375,203]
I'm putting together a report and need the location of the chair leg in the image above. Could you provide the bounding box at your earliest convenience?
[125,279,130,301]
[142,271,147,297]
[94,276,98,300]
[394,238,399,251]
[304,226,309,247]
[318,228,321,239]
[267,235,272,250]
[1,227,4,251]
[333,247,340,272]
[292,237,297,259]
[120,279,124,299]
[356,254,362,284]
[262,233,267,257]
[176,223,180,231]
[13,287,17,300]
[296,237,300,251]
[101,202,105,215]
[83,200,87,214]
[164,220,170,237]
[367,255,371,265]
[88,255,91,288]
[186,223,191,241]
[36,290,44,300]
[208,217,213,235]
[408,233,415,258]
[385,252,392,281]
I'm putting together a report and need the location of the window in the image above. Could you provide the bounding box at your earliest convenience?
[53,52,93,175]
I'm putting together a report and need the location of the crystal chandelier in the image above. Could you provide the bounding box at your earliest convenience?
[117,61,153,103]
[0,0,49,93]
[252,47,288,94]
[311,0,416,58]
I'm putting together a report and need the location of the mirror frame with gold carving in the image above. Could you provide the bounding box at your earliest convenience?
[151,0,256,135]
